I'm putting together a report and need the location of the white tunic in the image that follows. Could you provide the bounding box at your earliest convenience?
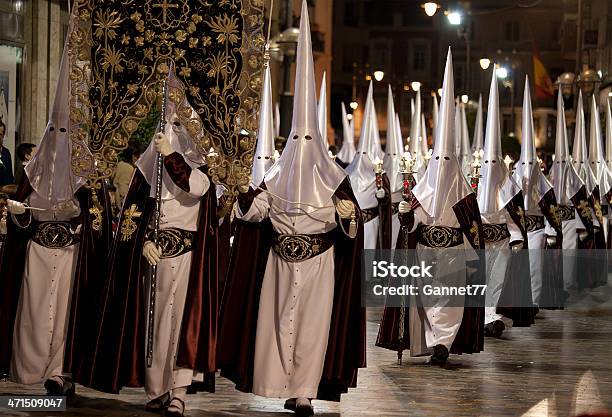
[407,206,476,357]
[11,192,80,384]
[481,212,523,326]
[526,208,557,306]
[145,169,210,399]
[237,192,343,398]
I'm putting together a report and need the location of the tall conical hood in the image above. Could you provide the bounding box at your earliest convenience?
[512,76,552,210]
[383,85,404,200]
[25,18,86,205]
[264,0,346,213]
[588,94,612,198]
[412,48,473,218]
[250,64,276,188]
[274,102,280,137]
[571,90,597,193]
[549,88,584,204]
[472,94,484,152]
[454,101,462,156]
[411,98,415,119]
[395,113,403,153]
[459,102,471,176]
[408,89,426,178]
[318,71,328,145]
[432,94,439,147]
[337,102,356,163]
[606,98,612,171]
[478,67,520,214]
[421,113,429,157]
[137,67,207,199]
[346,81,384,209]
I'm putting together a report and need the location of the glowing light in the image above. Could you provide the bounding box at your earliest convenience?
[422,2,440,17]
[411,81,422,92]
[374,71,385,82]
[349,101,359,110]
[447,11,462,25]
[479,58,491,70]
[497,67,508,79]
[437,88,443,97]
[346,114,354,121]
[461,95,469,104]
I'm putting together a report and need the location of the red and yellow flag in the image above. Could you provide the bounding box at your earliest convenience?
[533,45,554,99]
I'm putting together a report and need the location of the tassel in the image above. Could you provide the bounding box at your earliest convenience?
[349,211,357,237]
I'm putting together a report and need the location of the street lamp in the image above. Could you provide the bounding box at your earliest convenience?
[374,71,385,82]
[479,58,491,70]
[422,2,440,17]
[350,101,359,110]
[347,114,354,121]
[461,95,469,104]
[411,81,422,92]
[447,11,462,25]
[437,88,443,97]
[496,67,508,79]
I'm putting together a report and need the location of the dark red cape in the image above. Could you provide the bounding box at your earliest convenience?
[376,193,486,356]
[76,154,219,393]
[0,176,111,377]
[217,177,366,402]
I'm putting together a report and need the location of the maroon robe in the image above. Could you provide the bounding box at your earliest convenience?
[0,176,112,377]
[217,178,366,402]
[75,153,219,394]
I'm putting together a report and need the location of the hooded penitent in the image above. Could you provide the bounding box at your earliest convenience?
[217,0,366,401]
[383,85,405,202]
[477,68,521,215]
[274,102,280,138]
[572,91,597,195]
[432,94,439,147]
[337,102,356,164]
[412,49,473,219]
[346,82,385,210]
[318,71,328,145]
[1,16,111,383]
[264,28,346,215]
[472,95,484,154]
[606,99,612,172]
[421,113,429,159]
[459,102,472,176]
[250,64,276,188]
[408,89,426,178]
[588,95,612,205]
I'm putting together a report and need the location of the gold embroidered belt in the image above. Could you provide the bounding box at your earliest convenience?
[32,222,80,249]
[417,225,463,248]
[525,215,545,232]
[361,208,379,223]
[482,223,511,243]
[557,205,575,221]
[147,228,195,259]
[272,231,335,263]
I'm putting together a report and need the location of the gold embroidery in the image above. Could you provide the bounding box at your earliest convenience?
[121,204,142,242]
[417,225,463,248]
[470,221,481,248]
[577,200,593,221]
[516,206,526,229]
[549,204,561,227]
[594,200,604,224]
[482,223,511,243]
[89,190,104,232]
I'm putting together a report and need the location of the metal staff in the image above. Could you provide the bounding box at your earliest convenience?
[470,149,484,193]
[147,75,170,368]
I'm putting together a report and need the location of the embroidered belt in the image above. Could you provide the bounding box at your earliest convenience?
[482,223,511,243]
[147,228,195,259]
[417,225,463,248]
[557,205,575,221]
[361,208,379,223]
[525,215,545,232]
[32,222,80,249]
[272,230,335,262]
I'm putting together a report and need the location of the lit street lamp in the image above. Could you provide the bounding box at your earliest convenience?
[374,71,385,82]
[350,101,359,110]
[496,66,508,79]
[479,58,491,70]
[422,2,440,17]
[411,81,422,92]
[447,11,462,25]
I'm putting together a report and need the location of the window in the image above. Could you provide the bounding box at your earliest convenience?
[342,44,361,73]
[504,21,520,42]
[413,44,427,71]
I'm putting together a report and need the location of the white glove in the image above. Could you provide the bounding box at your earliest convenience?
[7,199,26,215]
[578,231,589,242]
[375,189,386,199]
[55,200,81,219]
[546,236,557,247]
[143,240,162,266]
[0,218,6,235]
[336,199,355,219]
[154,132,174,157]
[398,201,411,214]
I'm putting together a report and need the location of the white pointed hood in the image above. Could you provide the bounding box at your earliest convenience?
[459,102,471,176]
[472,95,484,153]
[549,89,584,204]
[477,68,521,214]
[421,113,429,158]
[383,85,404,201]
[395,113,403,152]
[606,98,612,171]
[432,94,439,148]
[412,48,473,218]
[571,90,597,194]
[512,76,553,211]
[264,0,346,214]
[337,102,357,163]
[588,95,612,199]
[136,68,206,199]
[346,81,383,210]
[408,89,426,178]
[274,102,281,138]
[250,64,276,188]
[318,71,328,145]
[25,17,87,205]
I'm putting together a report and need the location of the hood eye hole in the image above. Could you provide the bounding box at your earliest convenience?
[59,128,67,133]
[173,121,181,126]
[49,127,55,131]
[435,156,440,160]
[257,156,262,159]
[305,135,313,141]
[444,156,450,160]
[292,135,299,140]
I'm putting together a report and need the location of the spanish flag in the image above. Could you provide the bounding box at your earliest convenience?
[533,44,554,99]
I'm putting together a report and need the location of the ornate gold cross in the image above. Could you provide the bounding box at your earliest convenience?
[121,204,143,242]
[470,221,481,248]
[577,200,592,221]
[153,0,178,25]
[89,191,104,233]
